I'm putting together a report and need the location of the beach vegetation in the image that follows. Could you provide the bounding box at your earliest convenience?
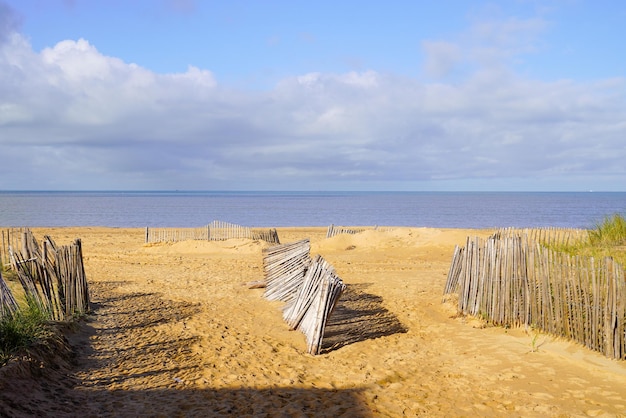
[528,332,548,353]
[0,302,51,366]
[548,214,626,266]
[588,213,626,247]
[1,263,18,282]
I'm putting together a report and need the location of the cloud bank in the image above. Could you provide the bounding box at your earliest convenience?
[0,13,625,191]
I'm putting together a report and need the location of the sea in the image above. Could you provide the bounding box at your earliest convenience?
[0,191,625,229]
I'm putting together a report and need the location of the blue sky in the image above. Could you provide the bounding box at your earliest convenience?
[0,0,625,191]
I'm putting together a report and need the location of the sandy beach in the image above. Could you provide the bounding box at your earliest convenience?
[2,226,626,417]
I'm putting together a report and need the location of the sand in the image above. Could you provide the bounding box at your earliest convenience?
[2,226,626,417]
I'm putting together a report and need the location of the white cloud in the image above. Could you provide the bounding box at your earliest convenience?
[41,39,113,80]
[421,16,548,79]
[0,21,625,191]
[165,65,217,88]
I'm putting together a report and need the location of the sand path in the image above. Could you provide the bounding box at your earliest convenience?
[1,227,626,417]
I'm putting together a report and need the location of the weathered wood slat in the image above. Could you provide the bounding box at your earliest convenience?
[299,272,346,355]
[145,221,280,244]
[260,242,347,355]
[8,229,90,321]
[443,231,626,360]
[0,271,19,318]
[325,224,390,238]
[263,239,311,303]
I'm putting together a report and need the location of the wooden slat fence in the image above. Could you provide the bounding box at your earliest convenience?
[326,224,393,238]
[326,225,367,238]
[252,228,280,244]
[145,226,211,243]
[207,220,252,241]
[495,227,589,248]
[283,255,346,355]
[52,238,90,319]
[281,254,346,355]
[5,229,90,321]
[145,220,280,244]
[263,239,311,303]
[443,232,626,360]
[261,241,346,355]
[0,271,19,319]
[1,228,27,268]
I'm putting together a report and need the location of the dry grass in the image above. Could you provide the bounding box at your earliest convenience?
[0,304,52,366]
[549,214,626,266]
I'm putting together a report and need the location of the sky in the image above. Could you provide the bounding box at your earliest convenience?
[0,0,625,191]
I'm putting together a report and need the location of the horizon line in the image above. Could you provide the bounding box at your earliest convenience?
[0,189,623,194]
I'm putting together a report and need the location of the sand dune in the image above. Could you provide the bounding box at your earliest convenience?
[1,226,626,417]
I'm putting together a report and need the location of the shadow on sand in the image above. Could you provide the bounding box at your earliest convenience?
[2,372,372,417]
[0,281,377,417]
[321,283,408,354]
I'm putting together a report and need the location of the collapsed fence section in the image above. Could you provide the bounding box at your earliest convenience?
[326,224,395,239]
[263,239,311,303]
[261,241,346,355]
[326,225,367,238]
[443,233,626,360]
[145,220,280,244]
[326,224,394,238]
[282,255,346,355]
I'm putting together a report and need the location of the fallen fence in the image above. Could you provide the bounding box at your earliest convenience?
[283,255,346,355]
[326,224,394,238]
[145,220,280,244]
[263,239,311,303]
[261,240,346,355]
[326,225,368,238]
[443,231,626,360]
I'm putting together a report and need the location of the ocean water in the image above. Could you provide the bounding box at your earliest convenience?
[0,191,625,229]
